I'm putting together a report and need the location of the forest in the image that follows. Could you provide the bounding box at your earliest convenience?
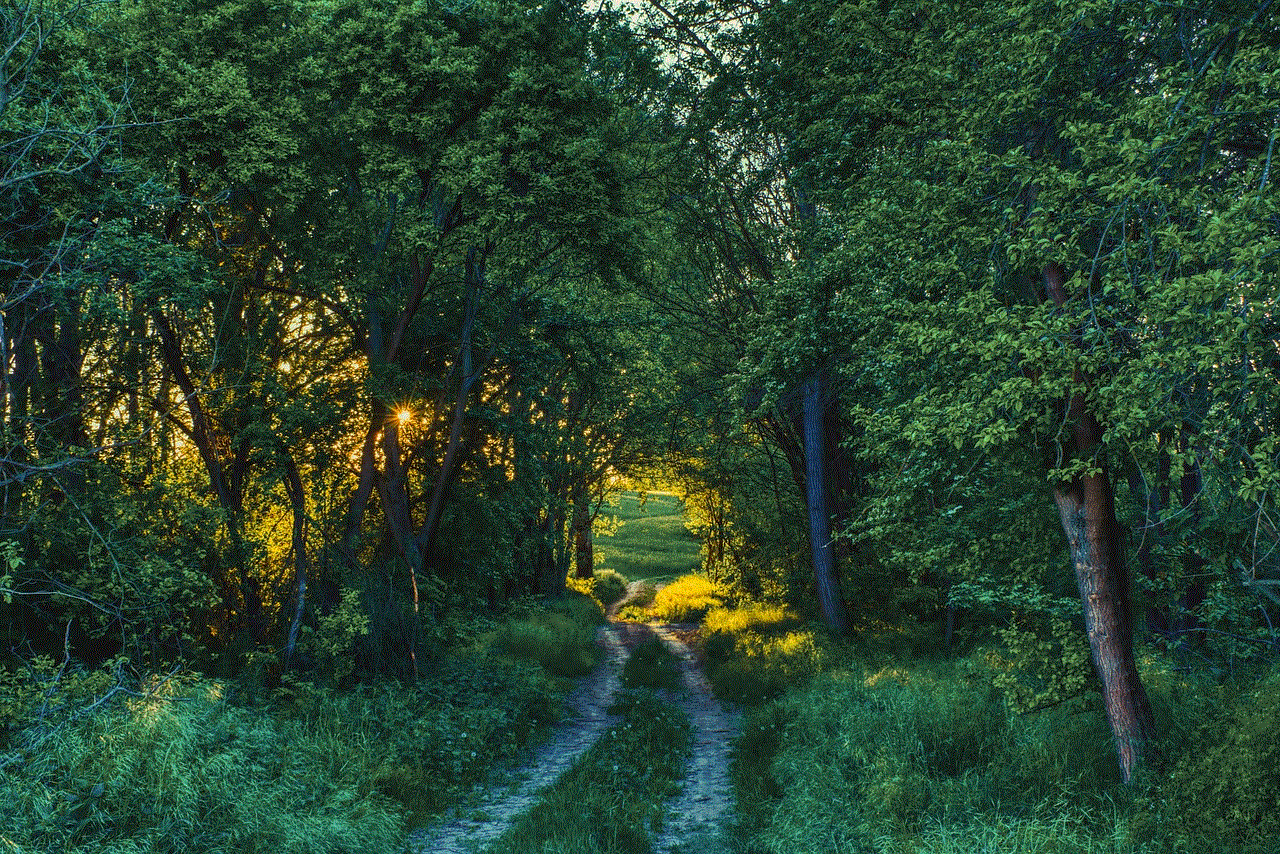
[2,0,1279,851]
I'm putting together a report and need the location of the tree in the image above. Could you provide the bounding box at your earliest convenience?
[707,0,1279,781]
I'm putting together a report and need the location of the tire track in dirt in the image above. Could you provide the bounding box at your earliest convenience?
[411,586,741,854]
[409,621,631,854]
[651,623,741,854]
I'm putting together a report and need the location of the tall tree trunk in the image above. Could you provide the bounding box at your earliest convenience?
[415,244,487,566]
[1045,262,1159,782]
[803,370,849,634]
[572,477,594,580]
[279,444,308,670]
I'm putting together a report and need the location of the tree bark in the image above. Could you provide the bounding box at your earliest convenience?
[1045,262,1159,782]
[279,444,308,670]
[803,370,849,634]
[572,478,595,580]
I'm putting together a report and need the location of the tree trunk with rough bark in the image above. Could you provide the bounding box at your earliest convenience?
[1044,262,1159,782]
[572,479,594,580]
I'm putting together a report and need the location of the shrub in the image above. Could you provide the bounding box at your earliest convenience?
[703,604,802,636]
[592,568,630,607]
[651,574,725,623]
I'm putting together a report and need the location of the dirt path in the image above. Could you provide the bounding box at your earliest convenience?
[651,623,741,854]
[408,622,631,854]
[410,590,740,854]
[608,578,654,618]
[613,581,741,852]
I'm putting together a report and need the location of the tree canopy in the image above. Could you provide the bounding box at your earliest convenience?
[2,0,1278,789]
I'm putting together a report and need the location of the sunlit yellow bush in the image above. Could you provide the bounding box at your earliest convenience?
[703,603,801,636]
[650,574,725,623]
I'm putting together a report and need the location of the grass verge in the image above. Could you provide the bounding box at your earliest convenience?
[0,593,609,849]
[701,603,830,704]
[491,688,693,853]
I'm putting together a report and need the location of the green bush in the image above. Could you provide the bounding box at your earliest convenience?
[592,568,630,608]
[621,635,682,691]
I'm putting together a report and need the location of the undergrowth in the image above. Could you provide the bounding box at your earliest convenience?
[567,568,631,612]
[702,603,830,704]
[0,674,408,853]
[492,688,693,853]
[709,599,1280,853]
[651,575,726,623]
[490,592,604,676]
[0,592,608,848]
[618,574,726,624]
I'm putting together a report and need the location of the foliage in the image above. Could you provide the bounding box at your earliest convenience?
[491,594,603,677]
[298,586,370,685]
[494,688,693,854]
[650,574,727,624]
[0,655,129,744]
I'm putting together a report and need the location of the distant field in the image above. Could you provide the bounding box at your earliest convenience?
[593,491,702,582]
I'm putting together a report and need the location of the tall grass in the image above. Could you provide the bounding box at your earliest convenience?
[701,603,830,704]
[621,635,682,691]
[491,593,604,677]
[0,676,407,854]
[731,663,1136,853]
[0,594,609,848]
[722,617,1280,854]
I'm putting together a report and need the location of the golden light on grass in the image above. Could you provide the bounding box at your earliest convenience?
[397,409,412,425]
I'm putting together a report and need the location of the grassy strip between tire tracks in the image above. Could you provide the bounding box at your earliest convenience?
[490,687,693,854]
